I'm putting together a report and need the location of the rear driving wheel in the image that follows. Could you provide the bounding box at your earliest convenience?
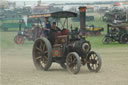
[120,33,128,44]
[66,52,81,74]
[87,51,102,72]
[103,37,111,44]
[32,37,52,71]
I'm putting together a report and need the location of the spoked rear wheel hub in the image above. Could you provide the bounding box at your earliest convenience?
[91,60,97,64]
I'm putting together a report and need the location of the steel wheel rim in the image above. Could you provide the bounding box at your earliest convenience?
[67,54,78,73]
[121,34,128,43]
[34,39,49,68]
[88,53,100,71]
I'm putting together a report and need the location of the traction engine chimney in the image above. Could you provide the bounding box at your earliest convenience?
[79,6,87,34]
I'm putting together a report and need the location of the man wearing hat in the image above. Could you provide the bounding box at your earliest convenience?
[51,22,61,32]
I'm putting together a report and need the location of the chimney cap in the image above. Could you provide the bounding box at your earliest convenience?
[79,6,87,9]
[79,6,87,12]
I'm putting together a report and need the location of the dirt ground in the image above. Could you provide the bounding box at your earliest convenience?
[1,47,128,85]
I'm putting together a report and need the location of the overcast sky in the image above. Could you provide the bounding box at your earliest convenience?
[9,0,125,3]
[6,0,126,6]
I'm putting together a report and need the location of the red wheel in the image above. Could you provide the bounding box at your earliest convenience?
[14,35,24,44]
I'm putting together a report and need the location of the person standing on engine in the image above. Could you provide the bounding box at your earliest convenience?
[43,17,51,36]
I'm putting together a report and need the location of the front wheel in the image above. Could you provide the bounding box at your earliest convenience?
[66,52,81,74]
[87,51,102,72]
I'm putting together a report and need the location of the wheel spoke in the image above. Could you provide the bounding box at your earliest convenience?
[89,55,92,59]
[93,64,96,70]
[94,56,98,60]
[37,51,41,55]
[70,66,74,71]
[74,65,77,70]
[96,63,99,68]
[68,56,72,63]
[35,56,42,60]
[92,54,95,59]
[91,55,94,60]
[70,55,73,62]
[40,60,45,67]
[73,66,76,71]
[44,51,48,54]
[68,55,77,72]
[90,63,92,67]
[36,47,42,52]
[40,56,47,65]
[73,57,77,63]
[71,64,76,72]
[96,60,99,64]
[40,41,44,49]
[43,44,46,51]
[92,64,95,70]
[90,63,94,70]
[44,56,48,61]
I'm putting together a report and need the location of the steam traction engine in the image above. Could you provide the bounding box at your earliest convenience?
[32,7,102,74]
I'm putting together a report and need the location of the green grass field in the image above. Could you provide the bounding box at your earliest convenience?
[0,31,128,50]
[0,13,128,49]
